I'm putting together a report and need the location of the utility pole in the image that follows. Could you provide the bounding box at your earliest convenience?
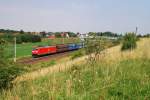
[14,37,16,62]
[62,32,64,44]
[135,27,138,35]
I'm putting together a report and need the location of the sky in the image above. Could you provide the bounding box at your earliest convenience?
[0,0,150,34]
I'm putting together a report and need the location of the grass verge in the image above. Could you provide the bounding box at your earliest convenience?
[0,38,149,99]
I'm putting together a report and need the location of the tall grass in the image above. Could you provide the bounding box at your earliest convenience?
[1,59,149,99]
[0,38,150,99]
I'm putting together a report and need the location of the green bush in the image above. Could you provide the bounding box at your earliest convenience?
[16,34,41,43]
[16,35,22,44]
[31,35,41,43]
[71,49,84,60]
[0,39,25,89]
[121,33,137,51]
[1,33,14,42]
[55,32,62,38]
[84,33,106,55]
[0,64,25,89]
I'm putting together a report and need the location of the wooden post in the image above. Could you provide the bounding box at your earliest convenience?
[14,37,16,62]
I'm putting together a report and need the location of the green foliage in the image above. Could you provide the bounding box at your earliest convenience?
[39,31,46,37]
[0,64,25,90]
[0,33,14,42]
[55,32,62,38]
[19,29,24,34]
[31,35,41,43]
[121,33,137,51]
[16,34,41,44]
[0,39,25,90]
[0,29,19,34]
[40,60,56,68]
[67,32,77,37]
[1,58,149,99]
[20,34,31,42]
[16,35,22,44]
[71,49,85,60]
[85,33,102,55]
[0,39,7,65]
[0,33,41,44]
[84,33,106,63]
[94,31,120,37]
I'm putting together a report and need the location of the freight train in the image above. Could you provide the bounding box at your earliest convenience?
[32,43,84,57]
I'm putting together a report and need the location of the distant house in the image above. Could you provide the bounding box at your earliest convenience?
[48,34,55,39]
[61,32,69,38]
[78,33,88,38]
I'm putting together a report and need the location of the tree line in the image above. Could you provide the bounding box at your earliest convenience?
[0,33,41,44]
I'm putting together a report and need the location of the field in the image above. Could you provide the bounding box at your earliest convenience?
[6,38,81,58]
[0,38,150,99]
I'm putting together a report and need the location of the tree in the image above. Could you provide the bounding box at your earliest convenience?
[55,32,61,38]
[16,35,22,44]
[67,32,77,37]
[85,32,106,61]
[20,29,24,34]
[0,29,19,34]
[16,34,41,43]
[1,33,14,42]
[40,31,46,37]
[96,31,119,37]
[31,35,41,43]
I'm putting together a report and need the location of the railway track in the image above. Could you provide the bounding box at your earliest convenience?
[17,50,75,64]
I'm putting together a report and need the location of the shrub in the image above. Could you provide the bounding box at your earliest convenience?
[0,64,25,89]
[21,34,32,43]
[0,39,25,89]
[16,35,22,44]
[55,32,62,38]
[31,35,41,43]
[121,33,137,51]
[16,34,41,43]
[71,49,84,60]
[1,33,14,42]
[68,32,77,37]
[84,33,106,61]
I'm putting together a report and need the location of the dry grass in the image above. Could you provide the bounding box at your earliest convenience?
[1,38,150,100]
[14,38,150,83]
[14,55,87,83]
[100,38,150,64]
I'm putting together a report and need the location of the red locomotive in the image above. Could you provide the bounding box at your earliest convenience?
[32,46,57,57]
[32,43,84,58]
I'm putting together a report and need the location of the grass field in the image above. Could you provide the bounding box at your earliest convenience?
[1,38,150,99]
[7,38,81,58]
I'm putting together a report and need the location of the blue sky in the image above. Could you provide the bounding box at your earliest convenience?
[0,0,150,34]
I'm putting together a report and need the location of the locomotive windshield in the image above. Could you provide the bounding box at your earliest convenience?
[32,48,38,50]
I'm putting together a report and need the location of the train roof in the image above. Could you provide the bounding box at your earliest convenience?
[33,45,56,49]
